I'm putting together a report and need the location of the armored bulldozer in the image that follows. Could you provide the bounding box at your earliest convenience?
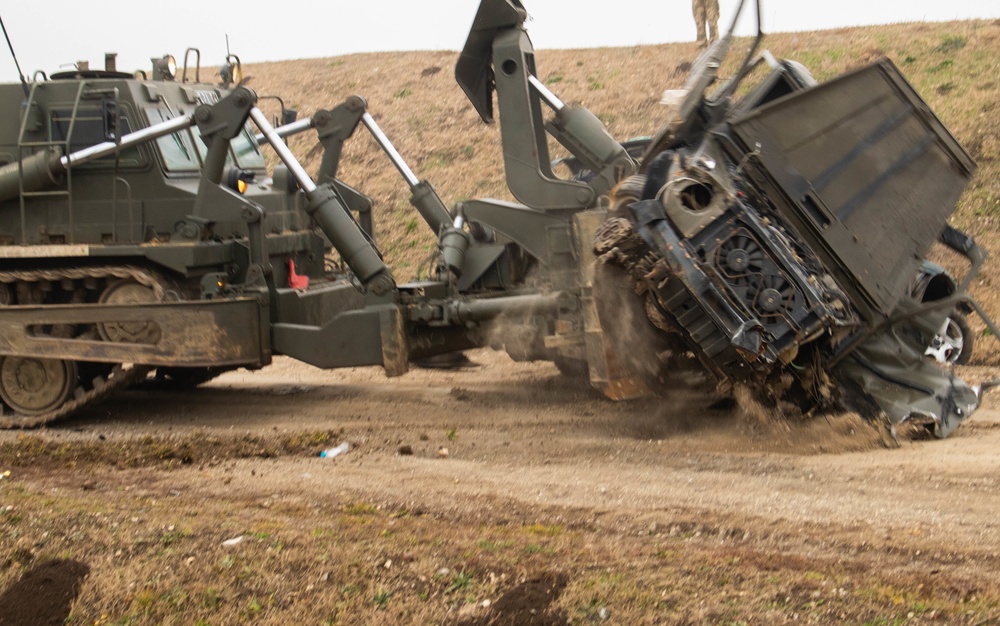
[0,2,639,427]
[0,0,993,438]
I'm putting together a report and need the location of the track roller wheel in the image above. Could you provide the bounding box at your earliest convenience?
[98,279,161,343]
[0,356,78,416]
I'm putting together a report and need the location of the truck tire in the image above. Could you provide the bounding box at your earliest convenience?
[927,313,973,365]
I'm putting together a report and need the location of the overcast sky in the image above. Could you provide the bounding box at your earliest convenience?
[2,0,999,82]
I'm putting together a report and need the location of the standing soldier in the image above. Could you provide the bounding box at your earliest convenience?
[692,0,720,46]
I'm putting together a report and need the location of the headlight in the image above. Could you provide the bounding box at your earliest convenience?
[229,62,243,85]
[221,54,243,87]
[154,54,177,81]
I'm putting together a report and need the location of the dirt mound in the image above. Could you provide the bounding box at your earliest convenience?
[459,572,570,626]
[0,559,90,626]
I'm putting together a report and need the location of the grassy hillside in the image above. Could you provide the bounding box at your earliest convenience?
[245,19,1000,359]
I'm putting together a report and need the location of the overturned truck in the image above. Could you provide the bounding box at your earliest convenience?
[0,0,993,437]
[456,0,997,437]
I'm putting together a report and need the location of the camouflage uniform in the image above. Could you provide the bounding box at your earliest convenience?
[692,0,720,46]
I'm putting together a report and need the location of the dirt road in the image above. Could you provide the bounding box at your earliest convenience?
[3,352,1000,624]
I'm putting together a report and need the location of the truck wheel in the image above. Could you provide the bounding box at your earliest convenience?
[926,313,973,365]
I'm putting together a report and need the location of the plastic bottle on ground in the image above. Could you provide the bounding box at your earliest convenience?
[320,442,349,458]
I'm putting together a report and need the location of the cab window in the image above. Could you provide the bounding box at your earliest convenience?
[146,107,200,173]
[232,126,265,169]
[50,101,142,166]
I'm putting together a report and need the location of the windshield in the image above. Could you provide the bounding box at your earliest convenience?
[146,107,199,173]
[149,109,265,174]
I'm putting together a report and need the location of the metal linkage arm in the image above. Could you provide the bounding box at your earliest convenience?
[360,112,452,236]
[250,107,317,193]
[64,113,195,168]
[253,118,314,146]
[455,0,634,210]
[250,107,393,291]
[0,113,195,204]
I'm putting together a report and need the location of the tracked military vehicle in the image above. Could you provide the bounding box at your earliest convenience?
[0,0,993,438]
[0,4,638,427]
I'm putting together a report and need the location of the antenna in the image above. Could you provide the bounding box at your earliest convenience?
[0,14,29,97]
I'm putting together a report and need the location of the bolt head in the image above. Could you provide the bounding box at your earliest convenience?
[313,110,332,126]
[369,274,394,296]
